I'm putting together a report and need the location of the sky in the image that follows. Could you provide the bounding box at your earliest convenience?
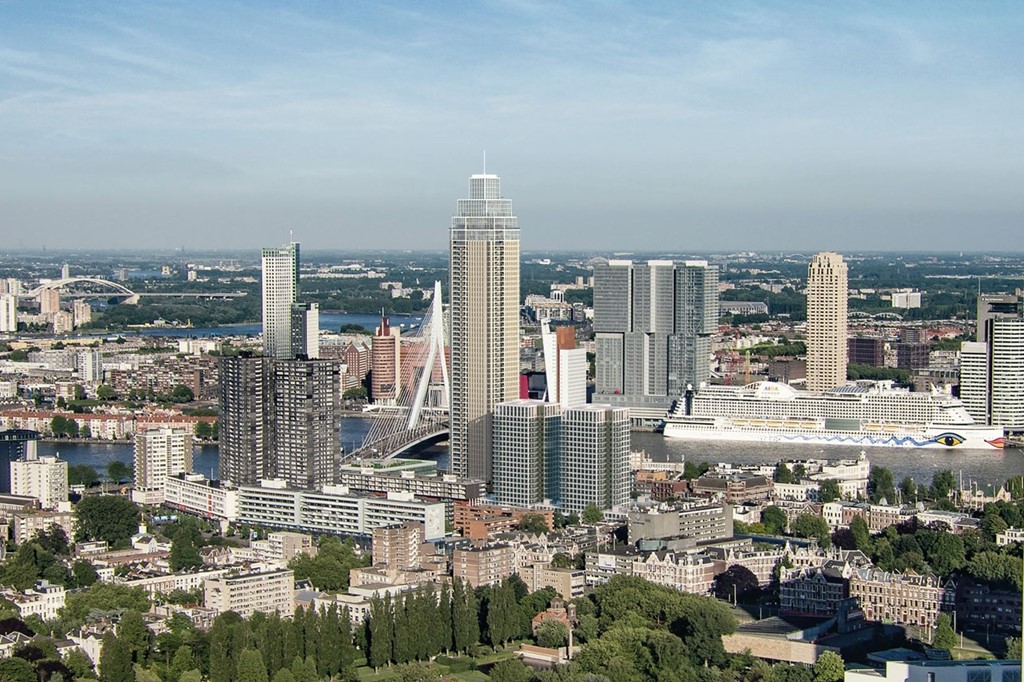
[1,1,1022,253]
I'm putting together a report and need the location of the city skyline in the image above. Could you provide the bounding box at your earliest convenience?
[1,3,1021,252]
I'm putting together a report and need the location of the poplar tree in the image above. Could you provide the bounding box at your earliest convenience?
[451,578,479,654]
[236,649,269,682]
[368,594,394,670]
[436,581,454,654]
[263,613,285,679]
[99,633,133,682]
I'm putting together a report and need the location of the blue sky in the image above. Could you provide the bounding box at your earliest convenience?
[1,1,1021,252]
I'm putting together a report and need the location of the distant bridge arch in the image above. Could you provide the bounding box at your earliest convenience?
[29,277,138,304]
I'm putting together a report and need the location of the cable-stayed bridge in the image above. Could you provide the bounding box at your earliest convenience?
[342,281,450,462]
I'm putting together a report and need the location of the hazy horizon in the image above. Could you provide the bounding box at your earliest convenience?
[2,2,1021,252]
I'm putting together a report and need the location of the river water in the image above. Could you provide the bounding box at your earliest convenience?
[130,313,424,338]
[42,418,1023,490]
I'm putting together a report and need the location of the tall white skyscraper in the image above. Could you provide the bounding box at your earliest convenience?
[10,455,68,510]
[262,242,300,360]
[806,251,848,393]
[0,293,16,333]
[132,426,194,505]
[449,173,520,481]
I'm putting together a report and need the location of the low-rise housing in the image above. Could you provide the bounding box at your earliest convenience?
[0,579,65,621]
[848,568,953,629]
[628,502,733,544]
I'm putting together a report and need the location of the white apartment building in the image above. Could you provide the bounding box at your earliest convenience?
[996,527,1024,546]
[0,293,16,333]
[121,567,233,596]
[237,481,446,541]
[132,426,193,505]
[845,660,1022,682]
[76,349,103,382]
[12,510,75,546]
[204,568,295,619]
[250,532,317,565]
[0,580,65,621]
[163,473,238,522]
[10,455,68,509]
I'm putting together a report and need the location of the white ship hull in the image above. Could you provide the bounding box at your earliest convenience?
[663,416,1004,449]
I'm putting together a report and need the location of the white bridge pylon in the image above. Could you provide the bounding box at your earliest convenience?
[355,280,449,458]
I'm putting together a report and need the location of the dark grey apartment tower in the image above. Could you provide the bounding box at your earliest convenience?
[594,259,718,419]
[218,355,274,486]
[273,358,341,490]
[0,430,40,493]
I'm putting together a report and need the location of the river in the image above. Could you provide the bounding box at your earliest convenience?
[42,418,1022,490]
[128,313,424,338]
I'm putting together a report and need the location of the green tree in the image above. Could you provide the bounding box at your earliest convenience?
[930,470,956,500]
[869,467,896,503]
[450,578,478,654]
[818,479,841,503]
[1006,636,1022,660]
[32,525,71,555]
[581,502,604,524]
[99,632,134,682]
[933,613,956,651]
[535,619,569,648]
[900,476,918,503]
[194,421,215,440]
[117,610,151,666]
[761,506,788,535]
[61,583,150,623]
[237,649,269,682]
[74,495,140,547]
[287,536,366,592]
[169,644,196,682]
[0,657,36,682]
[106,461,132,483]
[713,564,760,603]
[792,514,831,548]
[486,579,519,647]
[394,662,443,682]
[65,648,96,679]
[490,658,533,682]
[368,594,394,670]
[813,651,845,682]
[271,670,296,682]
[518,513,549,534]
[849,515,872,553]
[169,518,204,571]
[169,384,195,403]
[69,464,100,487]
[774,462,794,484]
[96,384,117,400]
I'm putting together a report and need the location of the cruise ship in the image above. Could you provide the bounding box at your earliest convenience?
[663,381,1004,449]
